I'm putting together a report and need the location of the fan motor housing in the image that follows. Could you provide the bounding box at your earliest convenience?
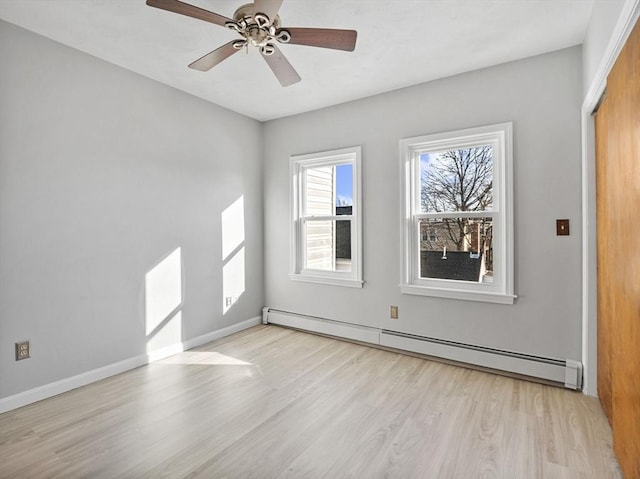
[233,3,281,28]
[228,3,287,52]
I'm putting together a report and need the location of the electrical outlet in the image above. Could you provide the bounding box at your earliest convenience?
[390,305,399,319]
[15,341,30,361]
[225,296,238,307]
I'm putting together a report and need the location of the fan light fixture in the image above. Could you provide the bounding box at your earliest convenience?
[226,4,291,56]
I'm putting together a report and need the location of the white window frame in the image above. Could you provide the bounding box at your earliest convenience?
[399,123,515,304]
[290,146,363,288]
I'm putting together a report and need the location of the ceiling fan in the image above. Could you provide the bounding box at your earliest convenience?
[146,0,358,87]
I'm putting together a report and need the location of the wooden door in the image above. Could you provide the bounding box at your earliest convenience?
[595,17,640,479]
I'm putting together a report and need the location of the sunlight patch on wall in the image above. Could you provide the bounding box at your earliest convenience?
[223,247,245,313]
[146,311,183,354]
[145,247,183,352]
[221,196,245,259]
[222,196,246,314]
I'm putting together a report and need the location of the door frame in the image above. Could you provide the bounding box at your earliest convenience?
[581,0,640,396]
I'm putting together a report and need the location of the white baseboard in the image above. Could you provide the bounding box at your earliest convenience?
[181,316,261,350]
[0,355,148,415]
[0,316,261,414]
[263,308,582,390]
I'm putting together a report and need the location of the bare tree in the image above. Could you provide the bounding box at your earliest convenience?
[420,146,493,253]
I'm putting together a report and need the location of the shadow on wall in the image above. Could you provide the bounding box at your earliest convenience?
[145,247,183,356]
[221,195,246,314]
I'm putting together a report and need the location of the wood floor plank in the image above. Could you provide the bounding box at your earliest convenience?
[0,325,622,478]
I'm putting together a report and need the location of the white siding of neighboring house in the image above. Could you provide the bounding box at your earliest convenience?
[304,166,334,270]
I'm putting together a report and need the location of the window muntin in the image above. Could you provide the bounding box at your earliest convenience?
[290,147,362,287]
[400,124,514,303]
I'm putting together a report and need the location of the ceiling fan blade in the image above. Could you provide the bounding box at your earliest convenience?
[189,41,241,71]
[287,28,357,51]
[261,45,301,87]
[253,0,284,23]
[146,0,232,27]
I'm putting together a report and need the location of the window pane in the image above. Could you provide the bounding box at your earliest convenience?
[336,163,353,209]
[420,146,493,213]
[305,220,352,272]
[419,217,493,282]
[304,163,353,217]
[305,166,334,216]
[335,219,351,269]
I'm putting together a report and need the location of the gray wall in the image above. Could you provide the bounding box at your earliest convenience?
[264,47,583,361]
[0,21,264,399]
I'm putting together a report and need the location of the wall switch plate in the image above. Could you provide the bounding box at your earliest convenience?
[15,341,30,361]
[556,219,570,236]
[390,305,399,319]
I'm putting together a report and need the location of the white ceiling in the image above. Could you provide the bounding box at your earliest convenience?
[0,0,594,121]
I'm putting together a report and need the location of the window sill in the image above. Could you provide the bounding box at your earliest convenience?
[400,284,516,304]
[290,274,364,288]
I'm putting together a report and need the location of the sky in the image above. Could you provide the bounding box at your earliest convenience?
[335,163,353,206]
[421,152,440,172]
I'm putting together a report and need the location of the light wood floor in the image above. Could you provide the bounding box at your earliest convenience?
[0,325,621,478]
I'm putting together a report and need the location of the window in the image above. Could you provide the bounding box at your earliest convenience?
[290,146,362,287]
[400,123,514,303]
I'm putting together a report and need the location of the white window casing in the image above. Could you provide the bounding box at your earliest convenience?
[290,146,363,288]
[400,123,515,304]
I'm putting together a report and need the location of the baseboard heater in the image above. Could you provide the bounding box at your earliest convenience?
[263,308,582,390]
